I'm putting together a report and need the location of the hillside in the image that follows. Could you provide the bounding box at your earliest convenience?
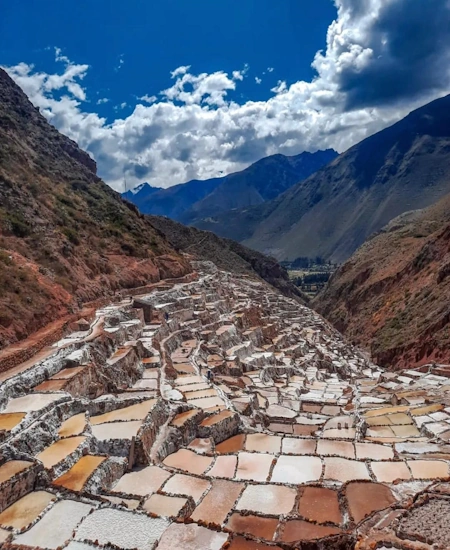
[122,149,337,223]
[314,193,450,368]
[210,94,450,263]
[0,68,193,348]
[0,68,304,349]
[147,215,308,303]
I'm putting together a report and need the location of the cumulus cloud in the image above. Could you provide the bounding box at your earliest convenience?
[255,77,262,85]
[97,97,109,104]
[4,0,450,192]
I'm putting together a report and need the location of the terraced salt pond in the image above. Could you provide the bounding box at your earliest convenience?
[1,264,450,549]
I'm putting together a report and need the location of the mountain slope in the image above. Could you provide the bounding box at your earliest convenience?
[147,215,308,304]
[235,94,450,262]
[314,193,450,368]
[122,150,337,223]
[0,68,192,348]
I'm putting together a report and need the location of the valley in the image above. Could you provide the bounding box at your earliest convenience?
[1,260,450,549]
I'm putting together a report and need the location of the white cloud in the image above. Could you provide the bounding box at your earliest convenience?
[115,54,124,72]
[139,94,157,104]
[267,67,274,73]
[255,77,262,85]
[4,0,450,192]
[97,97,109,104]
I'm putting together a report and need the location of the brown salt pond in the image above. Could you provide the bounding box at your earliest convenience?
[2,393,63,413]
[0,491,55,529]
[53,455,106,491]
[0,460,33,484]
[90,400,156,424]
[271,455,322,484]
[36,436,86,468]
[191,480,243,524]
[170,409,199,427]
[317,440,355,459]
[345,481,396,523]
[33,379,67,392]
[51,366,86,380]
[228,536,283,549]
[236,484,296,515]
[226,513,279,540]
[187,396,224,410]
[188,438,213,454]
[157,523,228,550]
[282,438,316,455]
[235,452,273,482]
[112,465,171,497]
[163,449,213,475]
[279,519,342,542]
[298,487,341,525]
[370,461,411,482]
[207,455,237,478]
[163,473,210,503]
[200,409,234,427]
[245,434,282,454]
[407,459,449,479]
[143,493,189,517]
[58,413,87,438]
[91,420,142,441]
[324,457,370,482]
[216,434,246,454]
[0,412,26,432]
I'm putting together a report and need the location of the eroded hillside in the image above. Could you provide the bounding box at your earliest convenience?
[315,194,450,368]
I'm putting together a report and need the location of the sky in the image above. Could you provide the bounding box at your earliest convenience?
[1,0,450,191]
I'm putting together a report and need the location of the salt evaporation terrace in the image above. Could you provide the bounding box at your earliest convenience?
[1,261,450,549]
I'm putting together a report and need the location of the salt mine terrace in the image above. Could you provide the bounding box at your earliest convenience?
[0,260,450,549]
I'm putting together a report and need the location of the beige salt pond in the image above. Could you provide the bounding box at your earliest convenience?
[245,433,281,454]
[0,491,55,529]
[143,493,188,517]
[157,523,228,550]
[0,460,33,484]
[370,461,411,482]
[53,455,106,491]
[163,473,210,503]
[324,457,370,482]
[207,455,237,478]
[37,436,86,468]
[163,449,213,475]
[91,420,143,441]
[271,455,322,484]
[235,452,273,482]
[90,400,156,424]
[236,484,296,515]
[112,465,171,497]
[282,438,317,455]
[58,413,87,438]
[407,459,449,479]
[2,393,64,413]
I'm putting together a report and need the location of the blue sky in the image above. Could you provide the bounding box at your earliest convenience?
[2,0,335,118]
[2,0,450,190]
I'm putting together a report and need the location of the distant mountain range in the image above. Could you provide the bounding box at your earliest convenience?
[121,149,338,223]
[201,94,450,262]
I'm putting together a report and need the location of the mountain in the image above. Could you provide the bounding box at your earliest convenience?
[147,215,308,304]
[122,149,338,222]
[0,68,302,349]
[121,182,162,203]
[314,193,450,368]
[211,94,450,263]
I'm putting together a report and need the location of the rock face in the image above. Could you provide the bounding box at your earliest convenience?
[1,260,450,549]
[122,150,338,224]
[314,192,450,368]
[209,94,450,262]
